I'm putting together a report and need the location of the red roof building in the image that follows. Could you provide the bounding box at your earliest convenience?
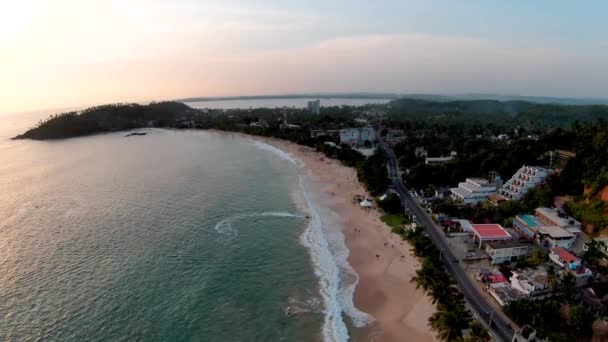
[471,223,512,248]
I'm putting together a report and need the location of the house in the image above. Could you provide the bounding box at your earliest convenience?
[549,247,593,280]
[499,166,553,200]
[488,282,523,306]
[510,268,550,298]
[450,178,499,204]
[484,240,533,265]
[549,246,580,268]
[537,225,576,249]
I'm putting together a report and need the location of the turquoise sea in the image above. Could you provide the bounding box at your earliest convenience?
[0,111,368,341]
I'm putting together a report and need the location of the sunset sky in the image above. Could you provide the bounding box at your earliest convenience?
[1,0,607,113]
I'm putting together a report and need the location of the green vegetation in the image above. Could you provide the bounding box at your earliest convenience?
[402,228,475,341]
[355,148,389,196]
[14,102,204,140]
[378,193,402,214]
[380,213,409,235]
[506,273,591,341]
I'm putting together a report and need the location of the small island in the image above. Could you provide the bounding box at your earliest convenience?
[124,132,147,137]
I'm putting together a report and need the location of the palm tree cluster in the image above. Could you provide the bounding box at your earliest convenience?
[404,228,490,341]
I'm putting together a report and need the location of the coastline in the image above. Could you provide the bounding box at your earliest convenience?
[220,130,436,341]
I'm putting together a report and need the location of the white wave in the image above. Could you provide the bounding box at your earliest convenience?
[213,211,306,236]
[252,141,299,165]
[297,175,373,342]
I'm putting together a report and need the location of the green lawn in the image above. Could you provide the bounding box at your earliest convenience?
[380,213,409,228]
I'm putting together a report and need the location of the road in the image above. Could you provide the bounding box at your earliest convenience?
[377,136,515,342]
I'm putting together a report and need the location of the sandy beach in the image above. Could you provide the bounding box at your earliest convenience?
[226,132,437,341]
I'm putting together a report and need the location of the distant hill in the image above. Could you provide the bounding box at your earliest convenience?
[13,102,201,140]
[177,92,400,102]
[386,98,608,129]
[177,92,608,106]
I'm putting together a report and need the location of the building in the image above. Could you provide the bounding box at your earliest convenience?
[535,207,582,234]
[450,178,499,204]
[462,222,512,248]
[499,166,552,200]
[512,214,540,240]
[513,209,579,249]
[415,147,427,158]
[484,240,533,264]
[512,326,542,342]
[488,282,523,306]
[549,246,580,268]
[307,100,320,114]
[549,247,592,279]
[537,225,576,249]
[510,268,550,298]
[339,127,376,147]
[425,155,454,165]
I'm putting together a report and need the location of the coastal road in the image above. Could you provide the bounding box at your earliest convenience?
[377,136,515,342]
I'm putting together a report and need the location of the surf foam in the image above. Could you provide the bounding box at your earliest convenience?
[213,211,306,236]
[252,141,299,165]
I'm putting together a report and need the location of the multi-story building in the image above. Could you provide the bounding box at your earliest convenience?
[339,127,376,147]
[307,100,320,114]
[484,240,533,265]
[512,208,580,249]
[450,178,499,204]
[535,207,582,234]
[499,166,552,200]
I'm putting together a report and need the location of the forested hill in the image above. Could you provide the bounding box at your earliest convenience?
[13,102,204,140]
[387,98,608,129]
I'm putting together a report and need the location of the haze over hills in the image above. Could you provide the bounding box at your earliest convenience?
[177,93,608,106]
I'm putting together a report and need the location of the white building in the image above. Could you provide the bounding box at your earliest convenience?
[499,166,552,200]
[450,178,499,204]
[510,268,550,298]
[535,207,582,234]
[339,127,376,147]
[484,240,533,265]
[537,225,576,249]
[307,100,320,114]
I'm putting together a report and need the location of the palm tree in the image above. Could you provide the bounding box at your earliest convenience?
[466,321,491,342]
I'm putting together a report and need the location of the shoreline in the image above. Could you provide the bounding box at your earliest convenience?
[222,130,436,341]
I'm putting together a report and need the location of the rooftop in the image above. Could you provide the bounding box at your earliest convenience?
[486,240,532,249]
[471,224,512,239]
[537,225,574,239]
[517,214,538,228]
[535,207,581,227]
[552,246,579,264]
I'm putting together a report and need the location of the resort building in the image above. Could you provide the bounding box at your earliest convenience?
[484,240,533,265]
[499,166,552,200]
[307,100,320,114]
[512,209,579,249]
[339,127,376,147]
[450,178,499,204]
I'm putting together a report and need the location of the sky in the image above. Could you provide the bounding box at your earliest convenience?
[1,0,607,113]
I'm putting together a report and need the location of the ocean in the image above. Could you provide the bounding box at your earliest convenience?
[0,111,368,341]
